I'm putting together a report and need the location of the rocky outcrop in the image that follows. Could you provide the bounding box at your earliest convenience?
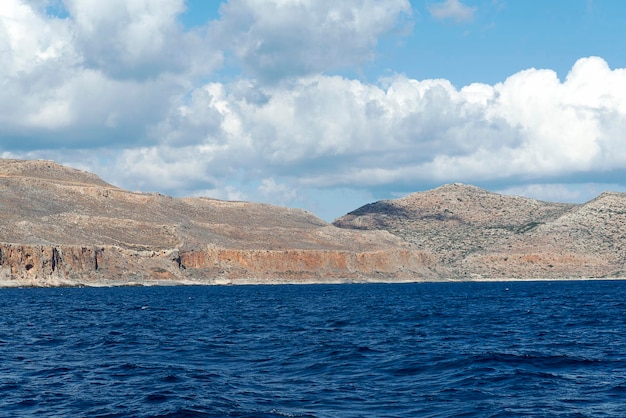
[177,247,438,281]
[0,159,435,287]
[333,183,626,280]
[0,243,173,285]
[4,159,624,285]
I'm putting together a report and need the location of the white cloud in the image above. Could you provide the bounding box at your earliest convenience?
[4,1,626,221]
[428,0,477,23]
[258,178,298,205]
[0,0,75,128]
[211,0,412,81]
[0,1,73,72]
[17,54,617,213]
[63,0,220,79]
[0,0,220,148]
[2,0,408,149]
[132,56,626,196]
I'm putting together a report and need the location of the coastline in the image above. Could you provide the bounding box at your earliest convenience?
[1,275,624,289]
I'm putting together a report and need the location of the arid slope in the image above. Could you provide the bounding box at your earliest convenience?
[5,160,624,285]
[334,183,626,279]
[0,159,434,287]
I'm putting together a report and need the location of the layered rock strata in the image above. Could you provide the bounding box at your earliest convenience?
[4,159,625,286]
[0,159,434,287]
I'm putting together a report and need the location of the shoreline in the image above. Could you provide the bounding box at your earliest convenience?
[1,276,625,289]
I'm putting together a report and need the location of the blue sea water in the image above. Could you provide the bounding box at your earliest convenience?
[1,281,625,417]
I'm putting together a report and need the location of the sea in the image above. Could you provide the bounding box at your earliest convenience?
[1,281,625,417]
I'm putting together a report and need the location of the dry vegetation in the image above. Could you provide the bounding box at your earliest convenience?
[0,159,432,286]
[334,183,626,279]
[2,159,624,287]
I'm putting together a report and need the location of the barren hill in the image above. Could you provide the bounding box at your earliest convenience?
[0,159,434,287]
[334,184,626,280]
[4,159,624,286]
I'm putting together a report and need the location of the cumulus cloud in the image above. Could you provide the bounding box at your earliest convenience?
[428,0,477,23]
[3,1,626,220]
[86,55,626,215]
[64,0,219,80]
[0,0,221,150]
[123,57,626,194]
[0,0,408,151]
[210,0,412,81]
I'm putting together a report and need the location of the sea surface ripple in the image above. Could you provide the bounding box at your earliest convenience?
[1,281,625,417]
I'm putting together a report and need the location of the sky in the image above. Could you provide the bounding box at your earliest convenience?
[3,0,626,221]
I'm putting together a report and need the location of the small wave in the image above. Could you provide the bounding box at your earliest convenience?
[1,282,626,417]
[145,393,171,403]
[466,352,602,369]
[161,374,182,383]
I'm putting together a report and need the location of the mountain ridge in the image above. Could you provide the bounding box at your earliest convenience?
[333,184,626,280]
[1,158,624,286]
[0,159,435,287]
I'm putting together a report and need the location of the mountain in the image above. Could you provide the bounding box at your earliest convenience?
[3,159,624,286]
[334,183,626,280]
[0,159,435,287]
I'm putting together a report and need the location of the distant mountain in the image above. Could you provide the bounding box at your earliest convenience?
[334,183,626,280]
[0,159,434,287]
[3,159,624,286]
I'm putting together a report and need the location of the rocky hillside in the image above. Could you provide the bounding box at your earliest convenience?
[334,183,626,280]
[0,159,435,287]
[3,159,624,286]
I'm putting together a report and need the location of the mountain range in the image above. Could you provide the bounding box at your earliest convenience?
[1,159,623,286]
[334,183,626,280]
[0,159,431,286]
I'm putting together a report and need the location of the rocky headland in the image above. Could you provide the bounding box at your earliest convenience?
[0,159,433,287]
[334,183,626,280]
[1,159,624,287]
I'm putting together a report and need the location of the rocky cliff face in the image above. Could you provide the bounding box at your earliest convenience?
[334,183,626,280]
[4,159,624,286]
[0,159,434,287]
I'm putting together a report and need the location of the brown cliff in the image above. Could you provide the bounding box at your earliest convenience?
[0,159,435,287]
[5,159,624,286]
[334,183,626,280]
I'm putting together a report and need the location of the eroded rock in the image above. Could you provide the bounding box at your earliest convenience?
[0,159,434,286]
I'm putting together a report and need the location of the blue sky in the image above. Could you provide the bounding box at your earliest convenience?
[2,0,626,220]
[179,0,626,87]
